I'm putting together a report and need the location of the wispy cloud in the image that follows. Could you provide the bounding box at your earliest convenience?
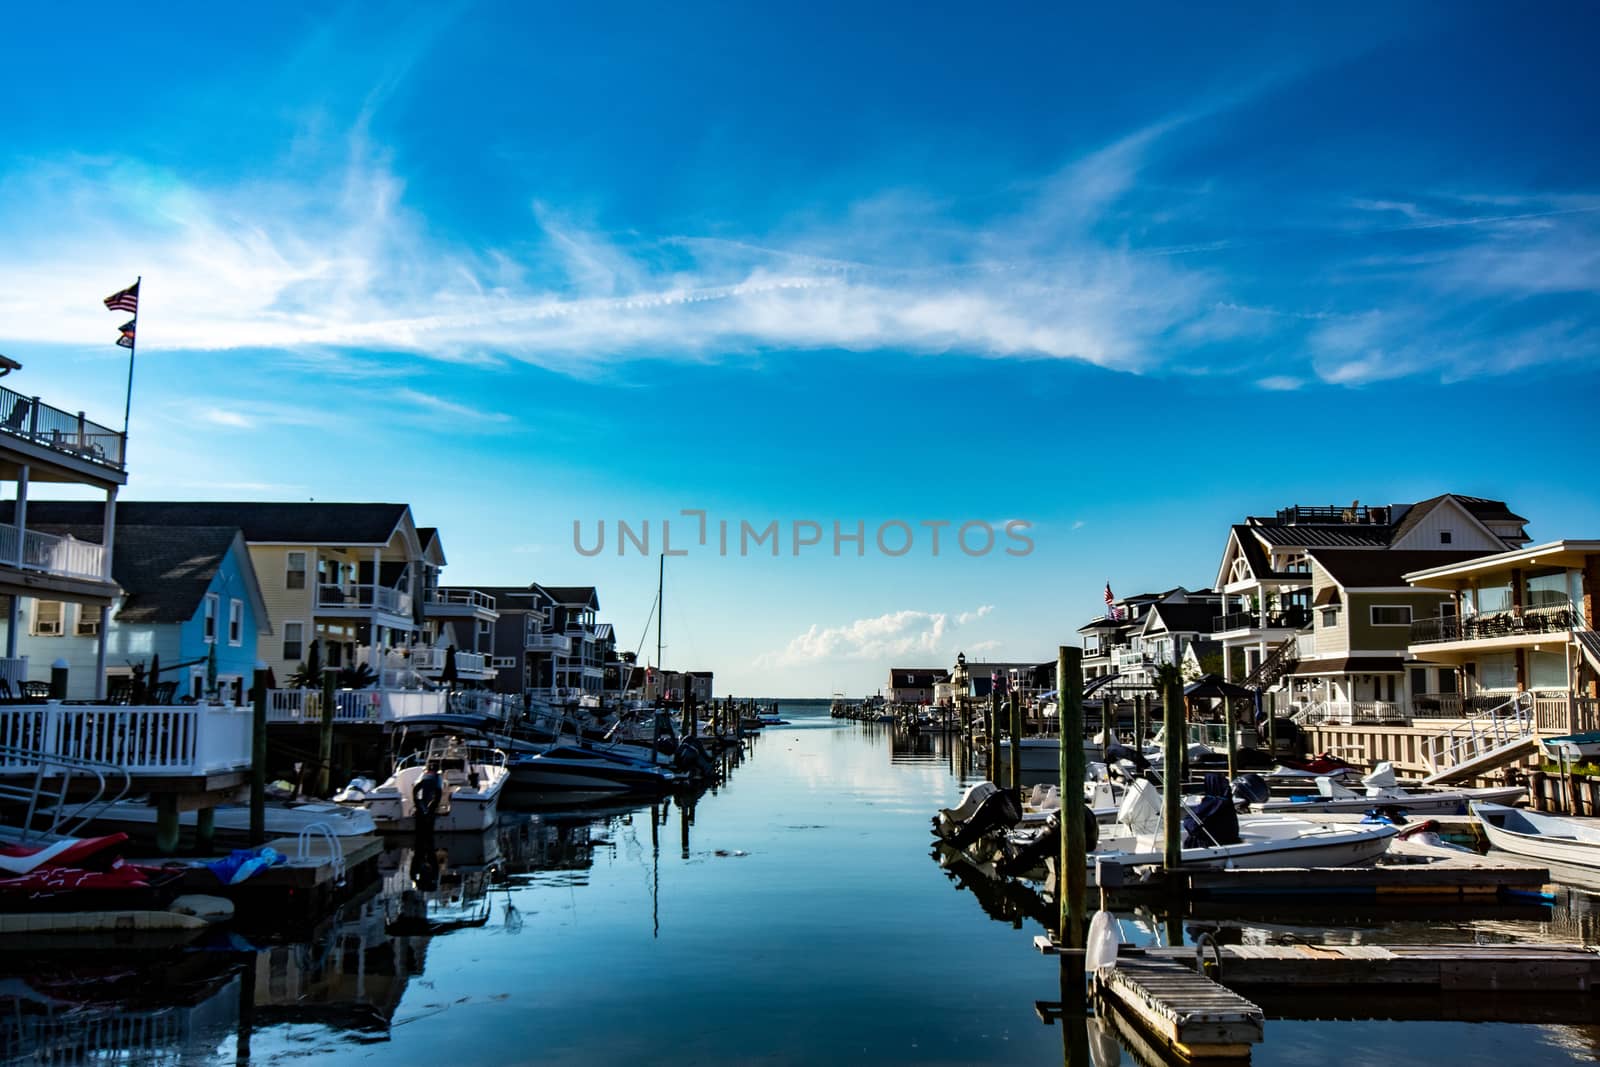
[757,605,996,667]
[197,407,254,428]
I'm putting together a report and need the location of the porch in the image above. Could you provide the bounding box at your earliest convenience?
[0,700,251,777]
[264,687,449,726]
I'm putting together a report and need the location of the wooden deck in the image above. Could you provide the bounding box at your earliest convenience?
[1176,862,1552,900]
[1145,941,1600,992]
[1096,957,1263,1060]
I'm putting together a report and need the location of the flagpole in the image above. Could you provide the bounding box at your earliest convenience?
[121,275,140,442]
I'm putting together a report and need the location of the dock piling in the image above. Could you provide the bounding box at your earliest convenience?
[1160,666,1183,871]
[250,663,268,846]
[1058,645,1087,951]
[1008,688,1022,797]
[317,667,337,797]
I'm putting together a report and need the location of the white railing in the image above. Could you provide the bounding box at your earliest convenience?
[0,702,251,775]
[401,646,491,674]
[0,522,108,581]
[525,630,572,654]
[316,583,414,616]
[1421,691,1535,776]
[264,687,449,724]
[427,589,497,612]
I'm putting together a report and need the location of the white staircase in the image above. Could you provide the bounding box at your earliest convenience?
[0,743,131,842]
[1420,691,1537,785]
[1577,629,1600,678]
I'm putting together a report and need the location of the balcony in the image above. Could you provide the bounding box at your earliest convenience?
[0,384,127,472]
[0,523,107,582]
[264,687,448,725]
[316,583,414,617]
[1409,606,1580,645]
[1115,649,1152,670]
[1212,608,1309,635]
[425,589,497,615]
[402,646,492,676]
[524,622,572,654]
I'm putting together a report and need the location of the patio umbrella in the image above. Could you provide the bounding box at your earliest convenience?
[440,645,460,689]
[1182,674,1254,701]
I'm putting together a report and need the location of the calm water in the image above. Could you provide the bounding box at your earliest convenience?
[6,702,1600,1064]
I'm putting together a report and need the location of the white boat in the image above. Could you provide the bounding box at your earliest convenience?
[1474,802,1600,870]
[1259,762,1526,815]
[337,737,508,833]
[509,740,683,797]
[997,736,1103,773]
[42,797,376,841]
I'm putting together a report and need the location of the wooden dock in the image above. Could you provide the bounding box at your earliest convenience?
[1176,863,1553,901]
[152,834,385,920]
[1096,957,1263,1060]
[1145,941,1600,992]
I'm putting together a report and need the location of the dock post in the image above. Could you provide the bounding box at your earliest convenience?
[988,690,1001,783]
[1160,666,1184,871]
[250,662,268,846]
[49,658,69,701]
[1225,697,1237,781]
[154,793,180,855]
[1008,688,1022,797]
[195,806,216,852]
[317,667,337,796]
[1059,645,1087,951]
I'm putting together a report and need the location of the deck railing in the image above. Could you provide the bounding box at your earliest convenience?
[0,702,250,775]
[1410,607,1580,645]
[0,384,127,470]
[427,589,497,612]
[264,687,448,724]
[1421,691,1535,777]
[1212,608,1308,633]
[316,583,414,616]
[0,522,108,580]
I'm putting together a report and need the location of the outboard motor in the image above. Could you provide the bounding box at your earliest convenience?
[1181,795,1240,849]
[1231,773,1270,809]
[995,805,1099,877]
[1105,741,1150,772]
[947,788,1023,848]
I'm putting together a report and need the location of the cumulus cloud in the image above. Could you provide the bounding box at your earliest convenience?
[758,605,997,667]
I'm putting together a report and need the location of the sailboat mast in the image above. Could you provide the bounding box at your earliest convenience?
[656,552,664,679]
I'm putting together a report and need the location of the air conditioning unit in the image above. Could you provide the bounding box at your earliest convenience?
[35,622,62,635]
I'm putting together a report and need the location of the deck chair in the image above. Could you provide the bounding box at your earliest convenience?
[152,680,178,705]
[106,676,133,704]
[2,398,29,432]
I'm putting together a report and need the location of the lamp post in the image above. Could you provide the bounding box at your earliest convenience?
[954,651,968,733]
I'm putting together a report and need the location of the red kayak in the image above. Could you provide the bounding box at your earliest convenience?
[0,833,131,875]
[1276,752,1358,775]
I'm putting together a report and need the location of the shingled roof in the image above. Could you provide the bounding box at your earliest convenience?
[4,501,412,546]
[1146,602,1222,634]
[1308,548,1489,589]
[23,523,266,626]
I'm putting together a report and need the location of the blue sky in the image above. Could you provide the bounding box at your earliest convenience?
[3,2,1599,695]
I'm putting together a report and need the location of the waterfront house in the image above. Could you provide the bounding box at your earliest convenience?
[19,501,432,687]
[482,583,607,703]
[1078,587,1218,689]
[0,373,126,699]
[408,528,498,686]
[1212,495,1530,700]
[1286,548,1486,723]
[1404,541,1600,737]
[3,524,269,703]
[887,668,946,705]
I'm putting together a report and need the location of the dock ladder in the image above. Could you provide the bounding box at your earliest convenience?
[1420,691,1536,785]
[0,742,132,842]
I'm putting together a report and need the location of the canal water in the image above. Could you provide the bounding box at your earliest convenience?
[5,701,1600,1064]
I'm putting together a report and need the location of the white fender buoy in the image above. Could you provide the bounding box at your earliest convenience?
[1084,909,1120,973]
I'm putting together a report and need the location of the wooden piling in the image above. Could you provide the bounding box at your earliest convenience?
[988,690,1001,783]
[1225,697,1237,781]
[317,667,337,796]
[249,665,268,846]
[1058,645,1087,951]
[1008,689,1022,795]
[1160,666,1184,871]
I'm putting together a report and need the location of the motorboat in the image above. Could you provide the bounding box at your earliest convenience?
[508,740,683,798]
[1259,762,1525,815]
[997,736,1104,773]
[42,797,377,842]
[336,737,509,833]
[1541,732,1600,761]
[1474,802,1600,870]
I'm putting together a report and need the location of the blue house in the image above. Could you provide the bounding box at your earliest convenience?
[5,525,271,702]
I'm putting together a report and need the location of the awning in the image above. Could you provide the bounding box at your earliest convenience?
[1291,655,1405,676]
[1313,587,1342,607]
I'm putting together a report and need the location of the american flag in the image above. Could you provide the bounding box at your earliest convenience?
[1104,581,1124,620]
[104,281,140,313]
[116,320,136,349]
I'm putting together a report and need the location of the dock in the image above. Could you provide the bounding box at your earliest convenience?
[1095,956,1264,1060]
[1144,941,1600,992]
[144,834,385,920]
[1176,862,1552,901]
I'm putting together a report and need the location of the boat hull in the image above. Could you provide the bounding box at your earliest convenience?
[1261,785,1526,816]
[1475,802,1600,870]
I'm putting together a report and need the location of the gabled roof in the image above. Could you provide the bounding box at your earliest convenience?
[888,668,946,686]
[1388,493,1528,548]
[1146,602,1222,635]
[1309,548,1488,589]
[538,585,599,610]
[417,526,446,566]
[5,500,413,548]
[30,523,271,629]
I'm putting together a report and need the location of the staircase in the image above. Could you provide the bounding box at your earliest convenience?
[1419,691,1537,785]
[1244,634,1301,690]
[1577,629,1600,678]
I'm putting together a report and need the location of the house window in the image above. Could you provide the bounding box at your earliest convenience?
[1477,652,1515,690]
[286,552,307,590]
[75,604,101,637]
[1439,531,1452,544]
[203,594,219,643]
[229,599,244,646]
[283,621,304,662]
[1320,608,1339,628]
[1370,605,1412,626]
[1410,667,1428,695]
[32,601,64,636]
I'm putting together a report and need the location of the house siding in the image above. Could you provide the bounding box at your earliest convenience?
[1389,499,1507,553]
[1347,591,1452,652]
[248,545,318,681]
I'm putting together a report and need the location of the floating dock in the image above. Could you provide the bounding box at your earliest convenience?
[1176,863,1552,901]
[1144,941,1600,992]
[1095,956,1263,1060]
